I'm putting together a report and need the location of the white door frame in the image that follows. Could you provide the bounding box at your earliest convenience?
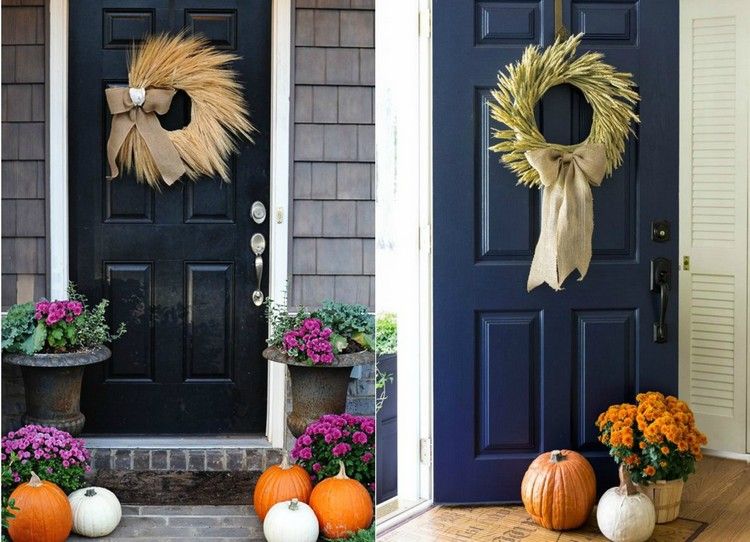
[47,0,291,448]
[375,0,434,527]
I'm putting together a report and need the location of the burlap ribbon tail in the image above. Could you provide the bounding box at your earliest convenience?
[105,87,186,185]
[524,143,607,292]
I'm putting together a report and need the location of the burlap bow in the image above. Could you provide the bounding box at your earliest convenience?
[525,144,607,291]
[105,87,186,185]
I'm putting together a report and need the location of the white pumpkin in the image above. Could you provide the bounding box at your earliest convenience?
[263,498,319,542]
[68,486,122,537]
[596,466,656,542]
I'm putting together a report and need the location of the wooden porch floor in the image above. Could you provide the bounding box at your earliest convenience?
[379,456,750,541]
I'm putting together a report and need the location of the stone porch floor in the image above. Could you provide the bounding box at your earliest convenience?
[67,505,263,541]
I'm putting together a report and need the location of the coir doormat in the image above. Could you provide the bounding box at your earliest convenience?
[379,505,707,541]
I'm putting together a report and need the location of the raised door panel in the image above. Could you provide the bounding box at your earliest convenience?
[104,263,155,381]
[184,263,234,380]
[572,310,636,450]
[103,9,155,49]
[185,10,237,49]
[476,312,541,454]
[475,1,542,46]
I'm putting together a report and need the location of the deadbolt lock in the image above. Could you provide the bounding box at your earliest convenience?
[251,201,266,224]
[651,220,670,242]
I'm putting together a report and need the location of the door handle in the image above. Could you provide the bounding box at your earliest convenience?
[650,258,671,343]
[251,233,266,306]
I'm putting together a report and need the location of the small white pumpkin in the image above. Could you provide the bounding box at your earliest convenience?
[596,465,656,542]
[68,486,122,537]
[263,498,319,542]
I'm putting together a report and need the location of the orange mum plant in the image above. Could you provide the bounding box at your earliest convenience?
[596,392,707,485]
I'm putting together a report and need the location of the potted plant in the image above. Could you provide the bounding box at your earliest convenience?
[596,391,708,523]
[1,285,125,435]
[290,413,375,492]
[263,300,375,437]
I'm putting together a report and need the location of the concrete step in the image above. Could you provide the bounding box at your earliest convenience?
[67,505,264,541]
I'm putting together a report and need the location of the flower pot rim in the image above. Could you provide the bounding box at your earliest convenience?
[2,345,112,368]
[263,346,374,368]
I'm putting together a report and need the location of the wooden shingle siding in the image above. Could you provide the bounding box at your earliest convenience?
[1,0,47,310]
[291,0,375,310]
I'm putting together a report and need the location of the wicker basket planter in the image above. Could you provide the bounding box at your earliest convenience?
[263,347,375,437]
[638,478,684,523]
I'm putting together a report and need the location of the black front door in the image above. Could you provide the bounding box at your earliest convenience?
[69,1,271,434]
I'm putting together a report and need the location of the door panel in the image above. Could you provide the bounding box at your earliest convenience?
[433,0,679,502]
[69,0,271,434]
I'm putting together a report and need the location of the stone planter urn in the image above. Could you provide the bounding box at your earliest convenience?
[3,346,111,436]
[263,346,375,437]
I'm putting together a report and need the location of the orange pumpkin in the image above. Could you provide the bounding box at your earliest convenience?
[254,452,313,521]
[521,449,596,530]
[8,471,73,542]
[309,461,373,539]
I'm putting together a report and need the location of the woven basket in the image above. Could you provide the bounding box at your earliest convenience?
[638,478,684,523]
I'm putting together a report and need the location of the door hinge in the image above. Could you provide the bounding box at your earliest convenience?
[420,437,432,466]
[419,224,432,254]
[682,255,690,271]
[419,7,432,38]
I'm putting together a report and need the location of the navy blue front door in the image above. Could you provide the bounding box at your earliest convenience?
[433,0,679,502]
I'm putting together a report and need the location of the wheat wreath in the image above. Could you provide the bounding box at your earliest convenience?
[488,34,640,291]
[105,33,255,189]
[488,33,639,187]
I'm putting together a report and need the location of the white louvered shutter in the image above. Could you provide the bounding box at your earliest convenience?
[679,0,749,453]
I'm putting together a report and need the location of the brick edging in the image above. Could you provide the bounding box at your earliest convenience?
[89,448,284,472]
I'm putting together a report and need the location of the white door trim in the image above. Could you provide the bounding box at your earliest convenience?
[375,0,434,512]
[46,0,291,446]
[266,0,293,449]
[48,0,69,300]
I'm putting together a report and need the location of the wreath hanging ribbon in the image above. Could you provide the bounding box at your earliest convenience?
[488,34,640,291]
[105,87,186,185]
[525,144,607,291]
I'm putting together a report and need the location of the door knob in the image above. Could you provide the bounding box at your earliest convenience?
[251,233,266,306]
[650,258,671,343]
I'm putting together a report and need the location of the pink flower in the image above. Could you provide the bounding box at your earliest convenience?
[332,443,351,457]
[290,414,374,489]
[281,318,335,365]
